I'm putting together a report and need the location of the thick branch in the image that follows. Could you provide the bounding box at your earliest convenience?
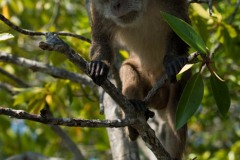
[39,33,172,160]
[0,107,131,128]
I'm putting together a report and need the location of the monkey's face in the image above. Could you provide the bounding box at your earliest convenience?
[95,0,146,26]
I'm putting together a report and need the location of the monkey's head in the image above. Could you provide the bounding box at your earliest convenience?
[94,0,146,26]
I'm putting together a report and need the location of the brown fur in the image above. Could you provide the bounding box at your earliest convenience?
[88,0,190,159]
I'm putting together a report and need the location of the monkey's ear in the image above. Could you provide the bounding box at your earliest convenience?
[164,55,188,82]
[88,61,109,85]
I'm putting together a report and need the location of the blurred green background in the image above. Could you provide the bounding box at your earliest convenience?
[0,0,239,159]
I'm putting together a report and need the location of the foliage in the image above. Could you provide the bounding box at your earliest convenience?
[162,11,231,129]
[0,0,240,159]
[186,1,240,159]
[0,0,108,159]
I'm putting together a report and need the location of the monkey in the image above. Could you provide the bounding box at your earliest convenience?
[86,0,191,159]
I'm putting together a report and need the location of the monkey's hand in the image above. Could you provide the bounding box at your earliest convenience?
[127,99,155,140]
[88,61,109,86]
[164,55,188,82]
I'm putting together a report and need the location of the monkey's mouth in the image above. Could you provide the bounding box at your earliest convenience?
[118,11,139,24]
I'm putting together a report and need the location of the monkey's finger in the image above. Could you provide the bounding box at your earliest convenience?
[173,61,181,75]
[166,65,174,77]
[88,62,100,85]
[99,64,105,76]
[95,61,101,76]
[88,62,96,76]
[87,62,92,75]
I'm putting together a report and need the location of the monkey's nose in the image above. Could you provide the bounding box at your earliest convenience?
[113,2,121,10]
[111,1,128,17]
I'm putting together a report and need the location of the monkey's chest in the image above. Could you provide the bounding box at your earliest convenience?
[116,31,168,73]
[116,21,170,69]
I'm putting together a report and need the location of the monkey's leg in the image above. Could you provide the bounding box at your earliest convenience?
[119,60,149,141]
[164,85,187,160]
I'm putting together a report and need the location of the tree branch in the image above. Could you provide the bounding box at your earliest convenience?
[0,13,205,159]
[0,82,16,95]
[0,14,91,43]
[39,33,172,160]
[0,51,94,86]
[0,68,86,160]
[228,0,240,24]
[50,125,86,160]
[201,0,240,73]
[144,52,200,104]
[0,107,132,128]
[188,0,209,3]
[0,67,30,87]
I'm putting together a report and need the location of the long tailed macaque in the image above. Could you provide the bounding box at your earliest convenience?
[86,0,191,159]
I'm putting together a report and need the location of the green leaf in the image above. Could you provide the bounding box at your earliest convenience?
[176,73,204,130]
[223,23,237,38]
[0,33,14,41]
[161,12,207,54]
[13,87,46,107]
[210,74,231,117]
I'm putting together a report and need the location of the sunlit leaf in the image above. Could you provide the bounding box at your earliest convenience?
[28,96,45,113]
[119,50,129,59]
[176,74,204,130]
[178,64,194,75]
[191,3,210,19]
[161,12,207,54]
[210,74,231,117]
[223,23,237,38]
[0,33,14,41]
[13,87,46,107]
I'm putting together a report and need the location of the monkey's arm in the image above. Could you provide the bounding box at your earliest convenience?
[163,32,189,81]
[88,8,115,85]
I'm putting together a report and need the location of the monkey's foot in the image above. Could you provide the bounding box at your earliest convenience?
[129,99,155,120]
[128,99,154,141]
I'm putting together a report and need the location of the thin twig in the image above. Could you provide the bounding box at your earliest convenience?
[0,82,16,95]
[188,0,208,2]
[201,0,240,73]
[50,125,85,160]
[0,107,132,128]
[228,0,240,23]
[0,68,30,87]
[43,0,61,30]
[0,67,85,160]
[0,14,44,36]
[55,32,91,43]
[144,52,200,104]
[0,14,91,43]
[0,51,94,86]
